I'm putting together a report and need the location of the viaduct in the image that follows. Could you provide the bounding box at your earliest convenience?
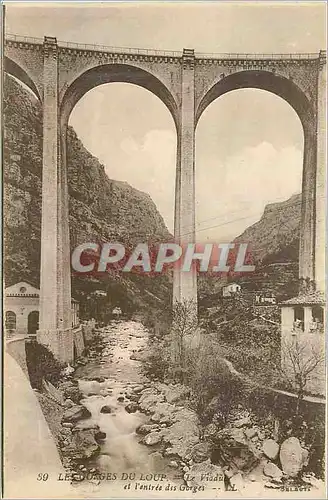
[4,34,326,361]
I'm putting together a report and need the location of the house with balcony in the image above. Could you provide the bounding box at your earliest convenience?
[280,291,325,396]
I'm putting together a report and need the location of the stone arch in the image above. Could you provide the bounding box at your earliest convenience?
[195,69,317,283]
[4,56,41,101]
[60,63,179,130]
[196,70,315,135]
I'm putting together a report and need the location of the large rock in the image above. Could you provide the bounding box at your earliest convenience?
[162,417,200,460]
[100,405,112,414]
[262,439,279,461]
[155,383,190,404]
[139,389,164,412]
[136,423,160,435]
[95,431,107,442]
[279,437,306,478]
[185,442,212,463]
[144,432,162,446]
[263,462,283,480]
[70,429,100,459]
[184,460,224,489]
[215,427,260,471]
[62,405,91,423]
[150,402,176,424]
[60,381,82,404]
[125,402,139,413]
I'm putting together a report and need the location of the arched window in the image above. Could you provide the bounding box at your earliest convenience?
[5,311,16,330]
[28,311,39,336]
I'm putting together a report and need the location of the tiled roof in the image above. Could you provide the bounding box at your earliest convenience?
[280,291,325,306]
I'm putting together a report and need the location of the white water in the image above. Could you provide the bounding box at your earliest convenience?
[73,320,182,498]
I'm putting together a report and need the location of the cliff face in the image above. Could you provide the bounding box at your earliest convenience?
[3,75,171,314]
[199,194,302,303]
[234,193,301,265]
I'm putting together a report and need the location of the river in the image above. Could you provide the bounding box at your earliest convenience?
[72,320,184,498]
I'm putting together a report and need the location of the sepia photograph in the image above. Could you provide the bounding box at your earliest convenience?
[2,1,327,498]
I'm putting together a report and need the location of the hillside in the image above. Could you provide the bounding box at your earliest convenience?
[199,195,301,304]
[3,75,172,317]
[234,193,301,265]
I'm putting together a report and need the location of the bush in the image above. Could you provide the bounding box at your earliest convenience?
[25,340,63,390]
[142,338,170,382]
[185,339,247,422]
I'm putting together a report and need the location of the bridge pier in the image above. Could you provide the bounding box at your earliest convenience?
[173,49,197,310]
[37,37,73,362]
[315,51,326,293]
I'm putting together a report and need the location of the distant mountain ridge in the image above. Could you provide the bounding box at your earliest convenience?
[234,193,301,265]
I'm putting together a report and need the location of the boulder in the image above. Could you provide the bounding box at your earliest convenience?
[244,427,257,440]
[133,385,144,394]
[155,383,190,404]
[71,429,100,459]
[100,405,112,414]
[139,390,164,412]
[95,431,106,442]
[74,421,99,431]
[280,437,306,478]
[184,460,224,489]
[263,462,283,480]
[125,402,139,413]
[136,423,160,435]
[62,405,91,423]
[144,432,162,446]
[215,427,260,471]
[185,442,212,463]
[150,402,176,424]
[162,417,200,460]
[61,384,82,404]
[262,439,279,461]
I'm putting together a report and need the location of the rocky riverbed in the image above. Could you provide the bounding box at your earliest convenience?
[51,321,223,498]
[38,320,324,498]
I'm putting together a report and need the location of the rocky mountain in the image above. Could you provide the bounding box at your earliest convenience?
[3,75,171,317]
[234,194,301,265]
[199,195,301,304]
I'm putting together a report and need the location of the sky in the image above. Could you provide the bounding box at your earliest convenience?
[5,2,327,241]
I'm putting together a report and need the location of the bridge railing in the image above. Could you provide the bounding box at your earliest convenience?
[196,52,319,60]
[56,39,182,57]
[5,33,43,45]
[5,33,320,61]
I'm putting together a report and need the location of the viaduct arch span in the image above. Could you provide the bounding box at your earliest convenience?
[4,34,326,361]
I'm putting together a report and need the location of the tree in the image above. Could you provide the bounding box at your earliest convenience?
[280,337,325,414]
[170,298,198,381]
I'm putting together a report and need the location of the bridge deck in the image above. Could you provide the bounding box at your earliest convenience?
[5,33,322,60]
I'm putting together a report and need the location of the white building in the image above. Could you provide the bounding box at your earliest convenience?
[222,282,241,298]
[4,281,80,338]
[280,291,325,396]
